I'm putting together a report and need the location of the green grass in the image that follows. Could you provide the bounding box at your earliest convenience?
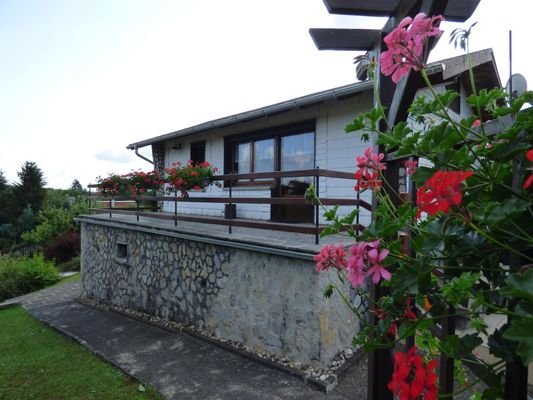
[52,272,81,287]
[0,306,164,400]
[55,256,81,273]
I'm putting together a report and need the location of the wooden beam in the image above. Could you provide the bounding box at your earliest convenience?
[322,0,400,17]
[309,28,380,51]
[322,0,480,22]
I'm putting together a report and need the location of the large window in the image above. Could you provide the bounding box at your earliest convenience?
[225,121,315,185]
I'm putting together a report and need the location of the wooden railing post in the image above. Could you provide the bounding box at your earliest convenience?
[174,190,178,227]
[315,167,320,245]
[228,179,233,235]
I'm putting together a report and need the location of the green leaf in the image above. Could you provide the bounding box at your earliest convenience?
[441,333,482,357]
[320,225,339,238]
[488,325,517,362]
[323,284,334,298]
[503,319,533,365]
[470,317,488,335]
[138,384,146,392]
[323,205,339,221]
[442,272,481,306]
[501,270,533,302]
[339,209,359,225]
[478,198,530,226]
[345,115,365,133]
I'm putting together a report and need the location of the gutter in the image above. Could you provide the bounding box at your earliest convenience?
[133,145,154,165]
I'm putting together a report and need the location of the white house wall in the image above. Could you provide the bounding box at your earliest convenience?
[160,89,374,226]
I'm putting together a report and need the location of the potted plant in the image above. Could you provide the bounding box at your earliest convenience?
[164,160,219,197]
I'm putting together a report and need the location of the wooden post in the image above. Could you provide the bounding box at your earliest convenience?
[228,179,233,235]
[315,167,320,245]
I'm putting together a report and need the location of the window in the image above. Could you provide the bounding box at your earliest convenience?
[225,121,315,185]
[190,141,205,164]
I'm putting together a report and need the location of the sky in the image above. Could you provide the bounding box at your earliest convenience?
[0,0,531,189]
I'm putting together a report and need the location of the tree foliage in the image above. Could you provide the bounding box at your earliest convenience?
[13,161,46,217]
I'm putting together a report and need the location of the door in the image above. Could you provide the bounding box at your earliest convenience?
[271,131,314,223]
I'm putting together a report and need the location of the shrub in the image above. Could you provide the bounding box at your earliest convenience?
[0,255,60,301]
[43,230,80,264]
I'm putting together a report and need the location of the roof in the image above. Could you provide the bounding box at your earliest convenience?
[127,49,500,150]
[127,80,373,150]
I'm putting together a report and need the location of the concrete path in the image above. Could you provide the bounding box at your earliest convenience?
[1,283,367,400]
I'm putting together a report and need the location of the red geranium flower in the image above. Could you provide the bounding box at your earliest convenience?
[388,346,438,400]
[416,170,473,218]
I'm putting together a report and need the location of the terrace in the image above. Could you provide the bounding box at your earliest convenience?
[85,168,372,252]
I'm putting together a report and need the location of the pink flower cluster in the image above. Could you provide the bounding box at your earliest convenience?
[380,13,444,83]
[314,240,391,288]
[354,147,387,191]
[314,244,348,272]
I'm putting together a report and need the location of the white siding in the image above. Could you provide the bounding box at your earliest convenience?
[161,88,373,227]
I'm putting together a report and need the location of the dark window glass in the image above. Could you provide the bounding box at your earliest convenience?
[190,141,205,164]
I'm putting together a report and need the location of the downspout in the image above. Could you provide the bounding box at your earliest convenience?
[133,145,154,165]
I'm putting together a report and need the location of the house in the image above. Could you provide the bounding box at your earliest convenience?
[126,49,500,228]
[79,49,501,370]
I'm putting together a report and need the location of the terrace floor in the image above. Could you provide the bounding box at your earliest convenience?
[78,212,356,257]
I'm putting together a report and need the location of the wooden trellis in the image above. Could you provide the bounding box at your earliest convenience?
[310,1,528,399]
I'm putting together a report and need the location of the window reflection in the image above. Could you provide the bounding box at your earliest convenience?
[254,138,274,180]
[236,142,250,181]
[281,132,314,190]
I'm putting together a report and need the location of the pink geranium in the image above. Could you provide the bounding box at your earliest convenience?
[354,147,387,192]
[380,13,444,83]
[404,160,418,177]
[366,247,392,284]
[313,244,348,272]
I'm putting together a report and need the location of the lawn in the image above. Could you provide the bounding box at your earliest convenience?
[0,306,164,400]
[52,272,81,287]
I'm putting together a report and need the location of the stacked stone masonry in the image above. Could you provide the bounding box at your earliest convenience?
[80,220,359,367]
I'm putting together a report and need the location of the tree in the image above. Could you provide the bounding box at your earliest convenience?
[0,170,13,225]
[13,161,46,217]
[70,179,83,192]
[0,170,7,191]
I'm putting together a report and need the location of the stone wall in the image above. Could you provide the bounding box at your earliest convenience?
[80,219,360,367]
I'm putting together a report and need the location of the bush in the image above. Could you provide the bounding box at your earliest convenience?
[43,230,80,264]
[0,255,60,302]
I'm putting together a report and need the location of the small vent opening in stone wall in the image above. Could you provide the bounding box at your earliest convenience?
[117,242,127,258]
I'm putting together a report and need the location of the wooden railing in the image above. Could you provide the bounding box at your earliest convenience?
[88,168,371,245]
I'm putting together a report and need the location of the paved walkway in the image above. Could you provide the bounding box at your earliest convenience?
[0,283,367,400]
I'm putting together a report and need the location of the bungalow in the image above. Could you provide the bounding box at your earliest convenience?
[79,49,500,370]
[126,48,500,228]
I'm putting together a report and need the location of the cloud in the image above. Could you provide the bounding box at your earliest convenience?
[95,150,133,164]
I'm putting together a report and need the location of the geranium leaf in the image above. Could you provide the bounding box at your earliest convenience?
[501,270,533,302]
[502,319,533,365]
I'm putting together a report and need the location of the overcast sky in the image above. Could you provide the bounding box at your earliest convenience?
[0,0,531,189]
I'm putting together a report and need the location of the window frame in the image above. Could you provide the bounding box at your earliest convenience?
[224,120,315,186]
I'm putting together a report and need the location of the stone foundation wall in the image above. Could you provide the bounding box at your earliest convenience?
[80,220,360,367]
